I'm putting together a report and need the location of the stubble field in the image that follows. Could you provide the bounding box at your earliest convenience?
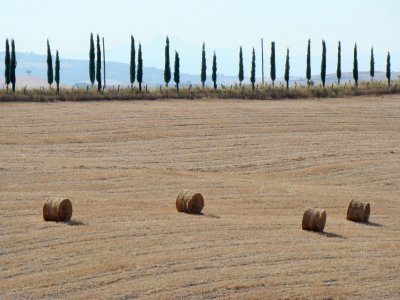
[1,96,399,299]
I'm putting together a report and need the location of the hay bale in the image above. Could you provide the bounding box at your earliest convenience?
[43,198,73,222]
[302,208,326,232]
[176,190,204,214]
[347,200,370,223]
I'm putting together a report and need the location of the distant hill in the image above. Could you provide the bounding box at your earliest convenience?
[0,75,49,89]
[0,52,397,88]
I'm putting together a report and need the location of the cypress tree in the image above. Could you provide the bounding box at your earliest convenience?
[47,40,53,88]
[212,51,217,90]
[96,35,102,91]
[5,39,10,91]
[164,36,171,87]
[238,46,244,85]
[250,47,256,91]
[270,42,276,86]
[337,41,341,85]
[130,35,136,87]
[174,51,180,92]
[353,43,358,86]
[261,38,264,85]
[321,40,327,87]
[137,43,143,92]
[10,39,16,92]
[102,37,106,90]
[89,33,95,87]
[370,47,375,81]
[201,42,206,87]
[386,52,391,87]
[55,50,60,94]
[284,48,290,90]
[306,39,311,86]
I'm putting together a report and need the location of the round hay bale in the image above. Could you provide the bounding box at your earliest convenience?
[347,200,370,223]
[302,208,326,232]
[176,190,204,214]
[176,190,188,212]
[43,198,73,222]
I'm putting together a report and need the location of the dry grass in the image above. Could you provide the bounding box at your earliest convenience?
[0,96,400,299]
[0,80,399,102]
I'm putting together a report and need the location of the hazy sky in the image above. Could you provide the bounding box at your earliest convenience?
[0,0,399,77]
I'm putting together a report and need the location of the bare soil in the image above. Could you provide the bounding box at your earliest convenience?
[1,96,399,299]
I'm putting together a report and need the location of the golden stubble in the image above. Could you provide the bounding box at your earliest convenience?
[1,96,399,299]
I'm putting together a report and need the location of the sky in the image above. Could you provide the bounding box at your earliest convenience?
[0,0,399,78]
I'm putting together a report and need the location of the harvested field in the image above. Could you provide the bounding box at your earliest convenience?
[1,96,399,299]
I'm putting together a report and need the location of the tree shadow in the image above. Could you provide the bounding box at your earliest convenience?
[318,231,346,239]
[65,219,85,226]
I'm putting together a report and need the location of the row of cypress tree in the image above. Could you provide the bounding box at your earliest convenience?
[128,36,144,91]
[200,42,220,90]
[128,36,184,91]
[159,38,218,91]
[4,39,17,92]
[162,36,181,90]
[46,40,61,93]
[4,39,60,93]
[305,41,392,88]
[3,37,392,93]
[155,38,393,90]
[238,41,392,89]
[89,33,103,91]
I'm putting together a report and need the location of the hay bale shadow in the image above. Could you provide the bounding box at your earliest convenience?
[204,213,220,219]
[318,231,346,239]
[366,222,383,227]
[65,219,85,226]
[186,212,205,217]
[360,221,383,227]
[183,212,220,219]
